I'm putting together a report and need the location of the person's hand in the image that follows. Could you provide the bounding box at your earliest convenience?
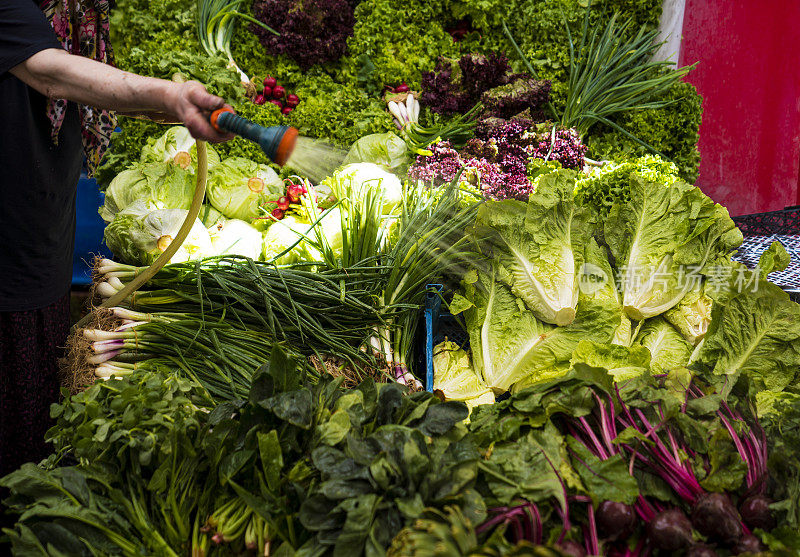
[165,81,235,143]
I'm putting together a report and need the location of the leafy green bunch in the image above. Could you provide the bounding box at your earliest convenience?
[203,346,478,555]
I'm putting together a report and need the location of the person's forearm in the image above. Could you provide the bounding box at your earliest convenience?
[11,48,178,116]
[10,48,234,142]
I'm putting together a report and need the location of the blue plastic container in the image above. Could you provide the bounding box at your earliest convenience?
[422,285,470,392]
[73,172,111,286]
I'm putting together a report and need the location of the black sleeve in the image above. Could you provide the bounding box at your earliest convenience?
[0,0,61,76]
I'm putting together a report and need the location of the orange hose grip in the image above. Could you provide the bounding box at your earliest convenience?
[274,127,299,167]
[210,107,236,133]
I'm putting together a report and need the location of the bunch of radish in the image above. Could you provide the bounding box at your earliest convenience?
[253,76,300,115]
[266,179,309,220]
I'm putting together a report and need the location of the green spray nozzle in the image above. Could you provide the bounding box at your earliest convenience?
[210,108,299,166]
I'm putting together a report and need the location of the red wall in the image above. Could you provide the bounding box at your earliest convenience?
[680,1,800,216]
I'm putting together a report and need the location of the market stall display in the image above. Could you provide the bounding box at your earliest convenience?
[2,1,800,556]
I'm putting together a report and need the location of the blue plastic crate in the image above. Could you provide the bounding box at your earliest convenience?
[422,284,470,392]
[73,172,111,286]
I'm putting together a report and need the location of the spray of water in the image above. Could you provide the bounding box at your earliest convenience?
[285,136,347,183]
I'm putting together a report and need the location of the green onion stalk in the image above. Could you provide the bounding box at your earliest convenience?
[501,3,694,156]
[376,182,481,387]
[404,103,482,153]
[92,256,388,374]
[81,309,312,401]
[196,0,278,85]
[202,497,269,553]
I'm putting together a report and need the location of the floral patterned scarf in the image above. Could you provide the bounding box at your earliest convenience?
[39,0,117,175]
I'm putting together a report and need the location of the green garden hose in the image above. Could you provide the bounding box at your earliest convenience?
[73,140,209,330]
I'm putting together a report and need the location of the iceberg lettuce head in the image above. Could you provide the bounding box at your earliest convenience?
[321,162,404,216]
[261,216,321,264]
[207,157,284,221]
[100,162,196,222]
[104,204,213,265]
[342,132,409,175]
[209,218,263,260]
[139,126,220,172]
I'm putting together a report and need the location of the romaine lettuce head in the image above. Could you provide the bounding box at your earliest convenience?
[581,238,630,346]
[634,318,692,373]
[432,340,495,415]
[692,263,800,397]
[100,162,196,222]
[321,162,403,216]
[472,170,589,326]
[104,205,213,265]
[664,281,713,345]
[139,126,220,172]
[606,178,742,321]
[452,260,618,393]
[207,157,284,221]
[209,218,263,260]
[569,340,651,382]
[342,132,409,175]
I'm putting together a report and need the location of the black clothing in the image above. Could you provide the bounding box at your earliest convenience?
[0,292,69,477]
[0,0,83,311]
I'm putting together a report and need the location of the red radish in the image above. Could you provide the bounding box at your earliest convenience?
[271,208,285,220]
[395,82,409,93]
[269,99,283,109]
[276,196,290,210]
[263,76,277,89]
[253,94,266,105]
[262,86,273,98]
[286,93,300,107]
[286,183,304,202]
[281,106,293,115]
[272,85,286,99]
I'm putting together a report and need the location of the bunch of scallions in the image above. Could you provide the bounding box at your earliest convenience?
[80,180,480,397]
[196,0,278,84]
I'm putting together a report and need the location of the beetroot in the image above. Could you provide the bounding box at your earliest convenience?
[281,106,293,115]
[269,99,283,109]
[272,85,286,99]
[556,540,586,557]
[691,493,742,544]
[647,509,694,551]
[262,86,273,98]
[286,93,300,108]
[263,76,277,89]
[739,495,775,531]
[253,94,267,105]
[687,545,719,557]
[271,208,285,220]
[596,501,636,541]
[731,534,763,555]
